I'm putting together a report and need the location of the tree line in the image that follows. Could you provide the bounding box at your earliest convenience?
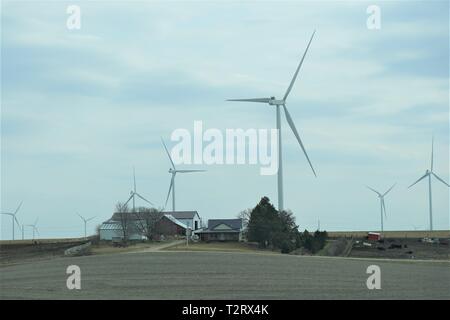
[239,196,328,254]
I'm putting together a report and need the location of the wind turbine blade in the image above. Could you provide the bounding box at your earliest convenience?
[14,216,21,228]
[382,198,387,219]
[135,193,154,206]
[366,186,381,196]
[431,135,434,171]
[282,104,316,176]
[383,183,396,197]
[176,169,207,173]
[133,166,137,193]
[14,201,23,215]
[283,30,315,101]
[164,176,174,209]
[35,228,40,236]
[161,137,176,170]
[124,193,134,206]
[87,216,96,222]
[432,172,450,187]
[408,172,429,188]
[34,218,39,227]
[227,98,271,103]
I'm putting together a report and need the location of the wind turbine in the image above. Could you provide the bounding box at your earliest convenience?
[227,31,317,211]
[24,218,39,240]
[161,138,206,212]
[124,167,154,212]
[366,184,396,233]
[76,213,95,238]
[409,137,449,231]
[1,201,23,240]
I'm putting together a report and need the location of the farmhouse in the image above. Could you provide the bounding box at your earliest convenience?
[198,219,243,242]
[99,211,192,241]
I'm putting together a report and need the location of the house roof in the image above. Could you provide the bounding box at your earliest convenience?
[162,211,199,220]
[207,219,242,231]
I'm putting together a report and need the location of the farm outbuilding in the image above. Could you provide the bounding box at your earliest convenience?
[99,212,189,241]
[163,211,202,231]
[99,221,143,241]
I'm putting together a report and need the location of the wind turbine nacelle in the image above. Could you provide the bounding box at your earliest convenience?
[268,98,284,105]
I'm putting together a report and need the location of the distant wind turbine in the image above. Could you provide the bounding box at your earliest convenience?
[227,31,317,211]
[161,138,206,212]
[409,137,449,231]
[124,167,154,212]
[366,184,396,233]
[24,218,39,240]
[76,213,95,238]
[1,201,23,240]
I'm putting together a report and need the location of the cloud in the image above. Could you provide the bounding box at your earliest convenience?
[1,1,448,238]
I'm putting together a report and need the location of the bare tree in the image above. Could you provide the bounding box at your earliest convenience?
[116,202,133,244]
[237,208,252,229]
[133,207,164,240]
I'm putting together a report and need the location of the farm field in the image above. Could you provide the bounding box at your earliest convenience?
[163,241,279,254]
[1,251,449,299]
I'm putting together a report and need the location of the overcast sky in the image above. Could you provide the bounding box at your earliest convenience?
[1,0,449,239]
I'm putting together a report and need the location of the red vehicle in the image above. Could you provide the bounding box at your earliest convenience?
[368,232,381,241]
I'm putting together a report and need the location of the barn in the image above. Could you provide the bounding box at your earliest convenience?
[163,211,202,231]
[99,212,188,241]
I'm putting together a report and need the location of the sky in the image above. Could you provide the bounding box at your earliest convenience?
[1,0,449,239]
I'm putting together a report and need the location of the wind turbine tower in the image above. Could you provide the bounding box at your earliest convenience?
[1,201,23,240]
[367,184,396,233]
[124,167,154,212]
[161,138,206,212]
[227,31,317,211]
[76,213,96,238]
[409,137,449,230]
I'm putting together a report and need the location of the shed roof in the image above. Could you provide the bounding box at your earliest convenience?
[110,211,199,221]
[164,214,188,229]
[162,211,199,220]
[101,214,188,230]
[99,222,122,231]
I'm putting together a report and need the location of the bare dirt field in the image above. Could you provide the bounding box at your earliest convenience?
[1,250,449,299]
